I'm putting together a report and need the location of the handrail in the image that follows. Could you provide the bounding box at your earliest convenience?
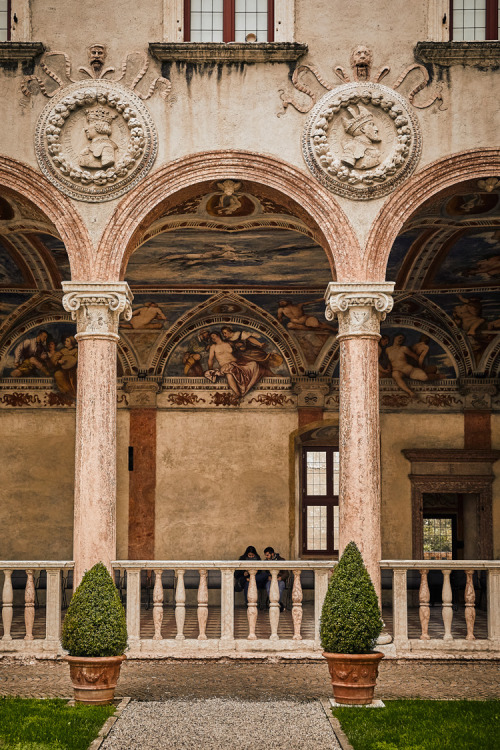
[113,560,335,569]
[380,560,500,569]
[0,561,74,569]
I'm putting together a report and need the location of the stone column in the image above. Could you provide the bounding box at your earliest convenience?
[325,282,394,598]
[62,281,133,585]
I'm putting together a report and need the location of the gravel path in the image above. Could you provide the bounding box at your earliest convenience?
[100,699,341,750]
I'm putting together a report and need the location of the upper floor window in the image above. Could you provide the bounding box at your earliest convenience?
[0,0,11,42]
[184,0,274,43]
[451,0,499,40]
[302,447,339,556]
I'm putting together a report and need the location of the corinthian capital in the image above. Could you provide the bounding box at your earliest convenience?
[325,282,394,339]
[62,281,133,341]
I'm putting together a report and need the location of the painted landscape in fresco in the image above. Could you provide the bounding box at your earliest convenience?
[430,230,500,286]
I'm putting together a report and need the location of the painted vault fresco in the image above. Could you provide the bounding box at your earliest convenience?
[429,230,500,287]
[0,238,27,287]
[126,228,332,288]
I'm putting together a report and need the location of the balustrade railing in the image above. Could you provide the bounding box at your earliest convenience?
[380,560,500,653]
[112,560,334,653]
[0,562,73,653]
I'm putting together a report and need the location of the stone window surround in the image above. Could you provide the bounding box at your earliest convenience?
[403,449,499,560]
[163,0,294,43]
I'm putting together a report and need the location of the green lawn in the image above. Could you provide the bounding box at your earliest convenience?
[333,700,500,750]
[0,697,115,750]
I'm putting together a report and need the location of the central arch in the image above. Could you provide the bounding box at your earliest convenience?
[98,150,361,281]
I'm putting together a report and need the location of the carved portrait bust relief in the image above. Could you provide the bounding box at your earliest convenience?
[302,83,422,200]
[35,81,158,202]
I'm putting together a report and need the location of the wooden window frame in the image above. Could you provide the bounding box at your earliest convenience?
[1,0,11,41]
[184,0,274,43]
[301,446,339,557]
[450,0,499,40]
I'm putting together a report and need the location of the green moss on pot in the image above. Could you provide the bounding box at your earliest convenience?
[62,563,127,657]
[320,541,383,654]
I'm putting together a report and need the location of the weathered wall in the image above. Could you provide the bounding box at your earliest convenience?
[380,413,465,559]
[155,409,297,560]
[0,410,75,559]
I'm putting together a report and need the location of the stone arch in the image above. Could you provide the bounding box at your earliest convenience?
[98,150,361,281]
[364,148,500,280]
[0,156,94,279]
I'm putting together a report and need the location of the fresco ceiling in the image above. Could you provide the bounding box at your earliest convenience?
[0,179,498,407]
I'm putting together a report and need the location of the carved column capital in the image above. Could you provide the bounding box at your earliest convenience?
[62,282,133,341]
[324,282,394,340]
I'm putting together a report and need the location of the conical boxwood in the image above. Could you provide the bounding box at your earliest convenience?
[320,541,383,654]
[62,562,127,657]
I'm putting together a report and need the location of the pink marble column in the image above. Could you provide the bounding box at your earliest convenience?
[63,282,133,585]
[325,282,394,599]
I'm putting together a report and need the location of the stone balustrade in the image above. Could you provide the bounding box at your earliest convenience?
[380,560,500,654]
[0,562,73,653]
[113,560,334,654]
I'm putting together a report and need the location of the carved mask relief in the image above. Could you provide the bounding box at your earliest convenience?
[302,83,422,200]
[35,81,158,202]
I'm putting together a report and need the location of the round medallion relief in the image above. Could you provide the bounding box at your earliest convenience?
[302,83,422,200]
[35,81,158,202]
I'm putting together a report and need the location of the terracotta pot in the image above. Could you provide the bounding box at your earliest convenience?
[64,654,126,705]
[323,651,384,705]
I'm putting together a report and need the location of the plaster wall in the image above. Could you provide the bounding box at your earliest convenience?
[155,409,297,560]
[0,409,75,560]
[380,413,464,559]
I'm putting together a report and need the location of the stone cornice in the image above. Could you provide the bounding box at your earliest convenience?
[415,41,500,68]
[0,42,45,64]
[149,42,308,64]
[402,449,500,463]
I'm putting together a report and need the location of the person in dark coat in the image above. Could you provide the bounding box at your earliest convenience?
[234,545,268,603]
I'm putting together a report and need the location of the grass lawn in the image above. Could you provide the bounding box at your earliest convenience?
[333,699,500,750]
[0,697,115,750]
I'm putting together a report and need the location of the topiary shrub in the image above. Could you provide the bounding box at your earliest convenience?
[320,541,383,654]
[62,562,127,657]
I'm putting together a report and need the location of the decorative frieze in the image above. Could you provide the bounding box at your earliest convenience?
[325,282,394,339]
[62,282,133,341]
[124,380,160,408]
[459,380,497,410]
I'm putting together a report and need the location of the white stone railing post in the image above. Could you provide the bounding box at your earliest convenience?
[419,569,431,640]
[464,569,476,641]
[487,569,500,643]
[24,569,35,641]
[292,569,303,640]
[45,569,61,646]
[247,572,258,640]
[220,568,235,648]
[175,569,186,640]
[392,568,408,647]
[153,569,164,640]
[268,570,280,641]
[1,570,13,641]
[62,281,133,585]
[314,569,329,646]
[126,567,141,651]
[325,282,394,599]
[197,569,208,640]
[441,569,453,641]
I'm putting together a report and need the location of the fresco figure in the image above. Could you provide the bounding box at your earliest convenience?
[386,334,429,397]
[183,329,211,376]
[53,336,78,398]
[204,331,263,399]
[277,299,335,332]
[453,295,485,336]
[120,301,167,329]
[378,334,391,377]
[220,325,281,375]
[10,330,50,377]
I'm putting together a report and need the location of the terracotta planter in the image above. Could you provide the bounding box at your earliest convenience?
[323,651,384,705]
[64,654,126,705]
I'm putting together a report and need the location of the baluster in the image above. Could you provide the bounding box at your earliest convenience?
[24,569,35,641]
[126,568,141,651]
[268,570,280,641]
[464,569,476,641]
[197,569,208,640]
[392,568,408,647]
[419,569,431,640]
[292,569,303,640]
[153,569,164,640]
[175,569,185,640]
[247,571,258,640]
[220,569,235,648]
[442,569,453,640]
[1,570,13,641]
